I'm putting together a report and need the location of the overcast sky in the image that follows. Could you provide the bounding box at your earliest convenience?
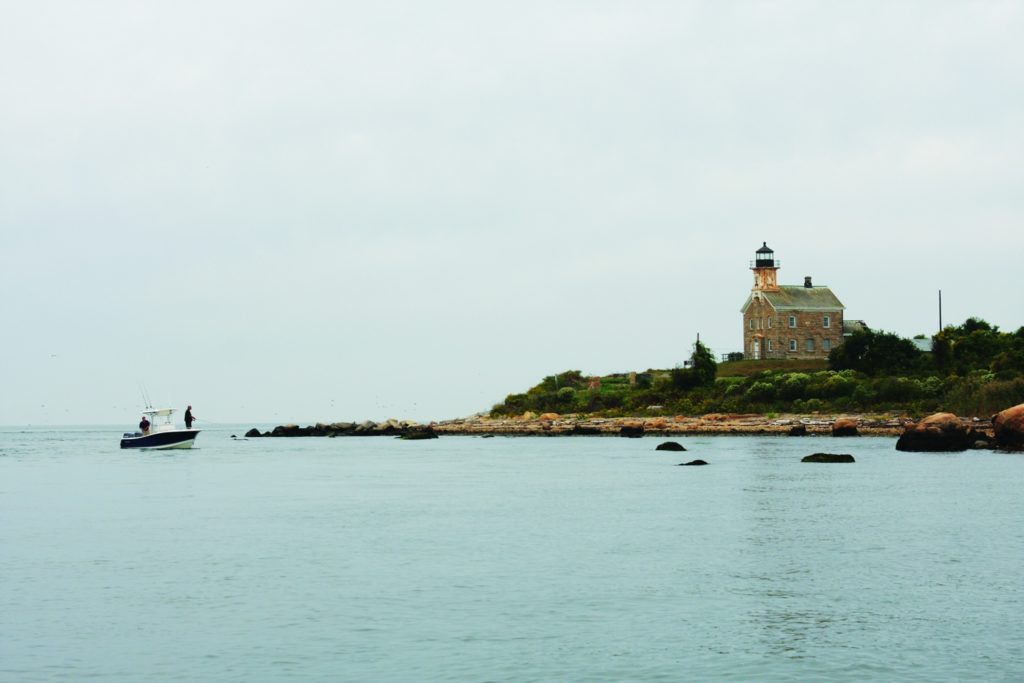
[1,1,1022,426]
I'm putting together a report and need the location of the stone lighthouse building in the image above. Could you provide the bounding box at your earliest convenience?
[740,242,846,360]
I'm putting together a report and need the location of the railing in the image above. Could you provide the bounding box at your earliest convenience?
[749,259,780,268]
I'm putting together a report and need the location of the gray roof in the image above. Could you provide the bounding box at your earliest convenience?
[912,338,934,352]
[843,319,868,335]
[741,285,845,313]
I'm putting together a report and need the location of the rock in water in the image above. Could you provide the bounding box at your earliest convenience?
[656,441,686,451]
[677,459,708,466]
[831,418,859,437]
[399,428,438,440]
[895,413,974,452]
[571,424,601,435]
[802,453,855,463]
[620,425,645,438]
[245,428,262,438]
[993,404,1024,451]
[788,424,808,436]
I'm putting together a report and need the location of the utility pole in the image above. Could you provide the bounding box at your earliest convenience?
[938,290,943,332]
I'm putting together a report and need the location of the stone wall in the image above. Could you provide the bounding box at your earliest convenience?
[743,303,844,360]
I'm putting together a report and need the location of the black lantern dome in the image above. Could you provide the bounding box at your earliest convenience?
[754,242,777,268]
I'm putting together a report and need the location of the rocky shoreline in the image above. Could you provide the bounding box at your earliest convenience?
[243,405,1024,451]
[432,413,913,437]
[247,413,961,439]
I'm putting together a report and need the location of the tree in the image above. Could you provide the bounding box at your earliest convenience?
[671,340,717,391]
[690,340,717,385]
[829,329,923,375]
[934,318,1017,376]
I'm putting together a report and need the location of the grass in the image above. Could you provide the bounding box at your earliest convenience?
[716,358,829,377]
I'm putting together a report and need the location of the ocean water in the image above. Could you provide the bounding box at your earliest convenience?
[1,426,1023,682]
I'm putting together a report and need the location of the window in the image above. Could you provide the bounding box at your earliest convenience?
[823,315,830,328]
[767,317,773,329]
[823,339,831,352]
[789,339,797,351]
[767,340,773,352]
[789,316,797,328]
[749,318,753,330]
[806,339,814,352]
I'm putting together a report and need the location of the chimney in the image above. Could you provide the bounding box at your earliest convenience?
[804,276,812,288]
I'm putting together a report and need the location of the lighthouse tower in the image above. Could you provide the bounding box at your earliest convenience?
[751,241,780,291]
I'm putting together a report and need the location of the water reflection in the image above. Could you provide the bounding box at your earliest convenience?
[737,440,854,659]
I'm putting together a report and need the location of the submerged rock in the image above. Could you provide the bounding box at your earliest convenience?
[677,459,708,466]
[802,453,855,463]
[655,441,686,452]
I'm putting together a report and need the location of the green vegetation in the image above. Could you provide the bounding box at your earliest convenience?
[490,319,1024,419]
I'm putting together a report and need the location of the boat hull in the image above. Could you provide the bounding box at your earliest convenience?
[120,430,200,450]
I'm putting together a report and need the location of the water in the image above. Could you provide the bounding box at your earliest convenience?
[2,426,1023,682]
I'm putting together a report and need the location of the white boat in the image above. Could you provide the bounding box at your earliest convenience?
[120,408,200,449]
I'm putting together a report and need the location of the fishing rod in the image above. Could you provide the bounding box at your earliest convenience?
[137,383,153,410]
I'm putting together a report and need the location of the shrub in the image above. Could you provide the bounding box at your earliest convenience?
[821,374,856,398]
[873,377,921,402]
[746,381,777,403]
[779,373,811,400]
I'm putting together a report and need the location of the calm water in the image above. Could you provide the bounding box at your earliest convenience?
[2,426,1023,682]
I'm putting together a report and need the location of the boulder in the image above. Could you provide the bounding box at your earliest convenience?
[993,404,1024,450]
[788,424,808,437]
[571,424,601,435]
[802,453,855,463]
[655,441,686,452]
[399,428,438,440]
[271,424,303,436]
[677,459,708,466]
[538,412,560,421]
[831,418,859,437]
[245,428,262,438]
[620,425,645,438]
[895,413,974,452]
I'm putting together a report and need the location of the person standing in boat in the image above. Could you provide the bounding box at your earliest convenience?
[139,415,151,434]
[185,405,196,429]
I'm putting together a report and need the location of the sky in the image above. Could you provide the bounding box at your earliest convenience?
[1,1,1022,426]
